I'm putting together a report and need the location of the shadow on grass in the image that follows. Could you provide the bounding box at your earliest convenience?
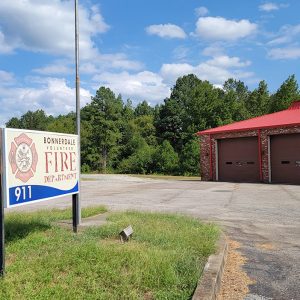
[4,220,51,244]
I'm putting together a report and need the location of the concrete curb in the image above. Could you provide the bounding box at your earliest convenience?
[54,212,110,230]
[192,233,228,300]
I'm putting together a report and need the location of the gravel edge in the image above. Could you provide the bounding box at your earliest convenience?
[192,233,228,300]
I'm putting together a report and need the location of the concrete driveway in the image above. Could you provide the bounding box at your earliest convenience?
[8,175,300,300]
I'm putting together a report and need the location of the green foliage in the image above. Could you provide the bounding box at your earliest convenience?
[180,139,200,176]
[81,163,91,173]
[156,74,203,151]
[134,100,154,117]
[132,115,156,145]
[118,136,155,174]
[85,87,124,173]
[153,140,179,174]
[46,112,75,133]
[155,97,184,151]
[221,78,250,122]
[246,80,270,117]
[269,74,300,112]
[5,74,299,176]
[5,117,21,128]
[6,109,53,130]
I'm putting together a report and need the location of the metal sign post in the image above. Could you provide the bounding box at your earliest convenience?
[73,0,81,232]
[0,129,4,276]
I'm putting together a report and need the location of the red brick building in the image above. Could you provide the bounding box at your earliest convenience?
[197,101,300,184]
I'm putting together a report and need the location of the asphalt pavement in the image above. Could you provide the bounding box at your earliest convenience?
[7,174,300,300]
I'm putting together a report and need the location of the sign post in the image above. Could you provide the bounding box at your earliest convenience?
[0,129,5,276]
[73,0,81,231]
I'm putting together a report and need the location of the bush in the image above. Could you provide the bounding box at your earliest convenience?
[153,140,179,174]
[81,163,91,173]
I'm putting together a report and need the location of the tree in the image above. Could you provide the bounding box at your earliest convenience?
[269,75,300,112]
[85,87,123,173]
[180,138,200,176]
[153,140,179,174]
[155,97,185,151]
[155,74,221,152]
[118,136,155,174]
[184,80,221,132]
[134,100,154,117]
[6,109,52,130]
[221,79,250,122]
[133,115,156,146]
[246,81,270,117]
[46,113,75,133]
[155,74,201,151]
[123,99,134,121]
[6,117,21,128]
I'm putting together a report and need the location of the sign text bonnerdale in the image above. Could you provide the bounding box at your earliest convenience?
[4,129,79,207]
[44,136,77,184]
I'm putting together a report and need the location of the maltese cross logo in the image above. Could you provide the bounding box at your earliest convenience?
[9,133,38,183]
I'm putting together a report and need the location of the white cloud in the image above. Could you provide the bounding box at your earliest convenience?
[160,56,254,85]
[207,56,251,68]
[80,63,99,74]
[202,45,224,57]
[194,17,257,41]
[0,0,109,59]
[0,31,14,54]
[161,62,235,85]
[160,64,195,82]
[33,62,73,75]
[259,3,280,11]
[146,24,187,39]
[0,70,15,85]
[259,2,289,12]
[268,24,300,45]
[92,71,170,104]
[103,54,143,70]
[267,24,300,59]
[268,47,300,59]
[195,6,209,17]
[81,53,143,73]
[0,78,92,124]
[32,52,143,76]
[172,46,190,60]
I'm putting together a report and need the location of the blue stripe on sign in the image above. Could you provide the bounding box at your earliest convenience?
[9,181,79,206]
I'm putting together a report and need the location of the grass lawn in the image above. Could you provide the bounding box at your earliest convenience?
[0,207,219,300]
[129,174,201,181]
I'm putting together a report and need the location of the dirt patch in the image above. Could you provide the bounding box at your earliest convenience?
[255,242,276,251]
[217,240,255,300]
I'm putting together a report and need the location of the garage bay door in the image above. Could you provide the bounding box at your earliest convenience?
[218,137,260,182]
[270,134,300,184]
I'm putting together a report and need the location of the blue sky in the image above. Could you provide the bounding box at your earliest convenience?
[1,0,300,124]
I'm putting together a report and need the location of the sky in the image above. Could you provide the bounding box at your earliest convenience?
[1,0,300,124]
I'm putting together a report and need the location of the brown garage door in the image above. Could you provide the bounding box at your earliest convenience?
[270,134,300,184]
[218,137,260,182]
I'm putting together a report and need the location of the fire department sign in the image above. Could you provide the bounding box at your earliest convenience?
[3,128,79,207]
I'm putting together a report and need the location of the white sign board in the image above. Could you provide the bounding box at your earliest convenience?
[3,128,79,207]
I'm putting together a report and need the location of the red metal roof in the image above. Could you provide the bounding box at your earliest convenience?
[197,101,300,135]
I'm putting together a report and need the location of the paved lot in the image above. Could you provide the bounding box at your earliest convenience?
[8,175,300,300]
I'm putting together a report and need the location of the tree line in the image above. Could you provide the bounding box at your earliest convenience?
[6,74,300,175]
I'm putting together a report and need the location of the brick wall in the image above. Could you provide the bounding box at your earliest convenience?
[199,126,300,182]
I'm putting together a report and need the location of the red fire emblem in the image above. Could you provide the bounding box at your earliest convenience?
[9,133,38,183]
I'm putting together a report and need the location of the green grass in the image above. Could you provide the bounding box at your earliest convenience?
[129,174,201,181]
[0,208,219,300]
